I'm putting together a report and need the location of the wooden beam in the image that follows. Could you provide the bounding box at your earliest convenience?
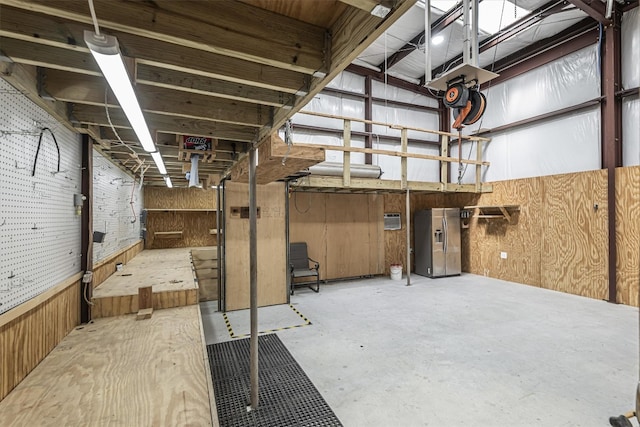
[0,6,309,94]
[343,120,351,187]
[263,0,416,143]
[135,64,293,108]
[3,0,326,74]
[295,175,492,193]
[0,61,76,132]
[338,0,379,13]
[292,142,490,166]
[71,104,258,142]
[440,135,449,191]
[43,70,270,128]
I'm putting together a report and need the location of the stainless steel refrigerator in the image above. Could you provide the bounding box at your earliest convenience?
[414,208,461,278]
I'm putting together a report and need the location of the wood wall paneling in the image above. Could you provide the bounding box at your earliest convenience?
[92,240,144,289]
[540,171,608,299]
[225,182,287,311]
[288,192,328,280]
[91,289,199,318]
[146,211,217,249]
[144,187,217,210]
[1,277,80,401]
[615,166,640,306]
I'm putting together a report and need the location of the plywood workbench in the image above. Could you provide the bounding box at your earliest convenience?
[0,305,217,426]
[92,248,199,318]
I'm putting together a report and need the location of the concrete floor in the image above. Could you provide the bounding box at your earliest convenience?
[201,274,639,427]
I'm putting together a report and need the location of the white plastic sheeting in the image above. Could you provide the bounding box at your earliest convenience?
[623,98,639,167]
[325,71,366,94]
[458,107,601,183]
[371,79,439,107]
[294,92,366,132]
[371,102,439,141]
[374,138,441,182]
[622,8,639,89]
[463,45,599,135]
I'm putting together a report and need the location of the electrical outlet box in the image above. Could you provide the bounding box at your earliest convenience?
[500,252,507,259]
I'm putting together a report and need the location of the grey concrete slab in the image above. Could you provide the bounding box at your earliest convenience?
[202,274,639,426]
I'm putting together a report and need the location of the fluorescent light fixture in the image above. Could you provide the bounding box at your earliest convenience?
[150,151,167,175]
[371,4,391,18]
[432,35,444,45]
[164,176,173,188]
[84,31,156,153]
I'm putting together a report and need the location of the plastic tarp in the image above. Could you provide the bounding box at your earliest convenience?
[371,102,439,141]
[622,8,639,89]
[374,138,441,182]
[325,71,365,94]
[458,107,600,183]
[623,98,640,167]
[463,45,599,135]
[371,79,438,107]
[293,92,366,132]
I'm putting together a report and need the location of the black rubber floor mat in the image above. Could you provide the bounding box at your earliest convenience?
[207,334,343,427]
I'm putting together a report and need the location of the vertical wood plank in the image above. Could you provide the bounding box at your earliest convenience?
[343,119,351,187]
[440,135,449,191]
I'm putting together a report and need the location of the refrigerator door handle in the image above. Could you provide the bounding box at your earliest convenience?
[442,214,447,253]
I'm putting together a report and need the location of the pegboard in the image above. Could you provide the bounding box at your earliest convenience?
[92,149,143,264]
[0,78,82,315]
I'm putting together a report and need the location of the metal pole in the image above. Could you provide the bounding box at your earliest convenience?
[471,0,479,67]
[405,188,411,286]
[248,147,259,410]
[463,0,470,64]
[424,0,432,85]
[216,180,222,312]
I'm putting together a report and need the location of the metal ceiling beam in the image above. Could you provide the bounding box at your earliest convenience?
[566,0,611,24]
[487,18,598,86]
[378,1,478,72]
[346,63,437,98]
[428,0,567,83]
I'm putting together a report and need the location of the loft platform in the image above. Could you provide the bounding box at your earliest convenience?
[465,205,520,223]
[92,248,199,318]
[428,64,499,91]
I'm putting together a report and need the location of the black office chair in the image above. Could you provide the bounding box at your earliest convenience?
[289,242,320,295]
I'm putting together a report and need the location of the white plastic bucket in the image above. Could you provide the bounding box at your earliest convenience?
[390,264,402,280]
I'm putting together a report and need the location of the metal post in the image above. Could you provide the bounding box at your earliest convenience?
[471,0,479,66]
[424,0,432,85]
[216,180,222,312]
[248,147,259,410]
[80,134,93,323]
[405,188,411,286]
[462,0,471,64]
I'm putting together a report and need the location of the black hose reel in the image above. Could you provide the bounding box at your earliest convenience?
[443,78,487,130]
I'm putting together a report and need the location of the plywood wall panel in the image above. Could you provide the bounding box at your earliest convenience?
[146,212,217,249]
[325,194,382,279]
[144,187,216,210]
[1,279,80,401]
[92,240,144,289]
[540,171,608,299]
[616,166,640,306]
[288,192,328,279]
[225,182,287,311]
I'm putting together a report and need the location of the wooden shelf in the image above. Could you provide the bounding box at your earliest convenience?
[465,205,520,223]
[154,231,183,239]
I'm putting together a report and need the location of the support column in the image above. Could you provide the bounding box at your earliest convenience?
[80,134,93,323]
[601,7,622,303]
[405,188,411,287]
[248,147,259,409]
[343,120,351,187]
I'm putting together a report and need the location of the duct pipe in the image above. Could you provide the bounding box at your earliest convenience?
[188,154,200,187]
[307,162,382,178]
[471,0,479,67]
[424,0,432,86]
[463,0,471,64]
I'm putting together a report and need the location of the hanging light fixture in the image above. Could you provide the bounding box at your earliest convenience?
[84,31,156,153]
[84,0,169,187]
